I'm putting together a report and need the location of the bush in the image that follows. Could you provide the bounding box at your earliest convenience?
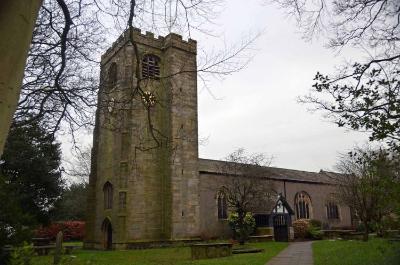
[382,214,400,230]
[292,219,310,239]
[309,219,322,229]
[35,221,85,241]
[307,226,323,240]
[9,242,35,265]
[293,219,323,239]
[228,212,255,244]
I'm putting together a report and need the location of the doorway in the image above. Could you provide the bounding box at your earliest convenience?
[273,214,289,242]
[102,218,113,250]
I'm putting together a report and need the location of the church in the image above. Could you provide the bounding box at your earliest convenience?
[84,29,352,250]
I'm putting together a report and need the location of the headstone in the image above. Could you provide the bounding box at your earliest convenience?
[53,231,63,265]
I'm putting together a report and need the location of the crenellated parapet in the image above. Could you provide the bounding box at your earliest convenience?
[101,28,197,64]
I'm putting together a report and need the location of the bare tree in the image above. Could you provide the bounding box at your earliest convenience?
[16,0,105,137]
[0,0,258,156]
[64,144,92,184]
[270,0,400,150]
[332,146,399,241]
[218,148,276,244]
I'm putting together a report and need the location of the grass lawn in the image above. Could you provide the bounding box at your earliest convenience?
[31,242,287,265]
[313,238,400,265]
[63,242,84,247]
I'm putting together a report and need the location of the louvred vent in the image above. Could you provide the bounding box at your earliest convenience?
[142,55,160,79]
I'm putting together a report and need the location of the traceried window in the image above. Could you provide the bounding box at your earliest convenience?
[326,202,339,219]
[108,62,117,88]
[119,192,127,211]
[217,192,228,219]
[294,191,312,219]
[142,55,160,79]
[103,182,113,209]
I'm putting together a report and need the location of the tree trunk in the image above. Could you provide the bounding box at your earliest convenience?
[238,211,245,245]
[0,0,42,156]
[362,220,369,241]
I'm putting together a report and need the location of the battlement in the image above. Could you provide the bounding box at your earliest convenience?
[101,28,197,63]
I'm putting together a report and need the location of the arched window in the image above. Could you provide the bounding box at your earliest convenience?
[142,54,160,79]
[326,202,339,219]
[103,182,113,209]
[108,62,117,88]
[294,191,312,219]
[217,192,228,219]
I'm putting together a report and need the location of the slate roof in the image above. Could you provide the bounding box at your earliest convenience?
[198,158,338,185]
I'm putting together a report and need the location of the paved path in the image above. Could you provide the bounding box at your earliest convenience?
[265,241,313,265]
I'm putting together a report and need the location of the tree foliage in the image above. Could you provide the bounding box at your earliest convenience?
[272,0,400,150]
[0,120,63,261]
[0,120,63,225]
[51,183,88,221]
[227,212,256,244]
[333,146,400,240]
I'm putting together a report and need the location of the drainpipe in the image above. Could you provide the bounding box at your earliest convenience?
[283,180,287,198]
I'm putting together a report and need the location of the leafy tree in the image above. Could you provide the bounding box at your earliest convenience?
[227,212,256,244]
[271,0,400,150]
[332,146,400,241]
[0,120,63,225]
[51,183,88,221]
[0,176,34,264]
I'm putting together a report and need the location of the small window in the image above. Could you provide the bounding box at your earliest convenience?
[142,55,160,79]
[119,162,128,188]
[217,192,228,219]
[108,62,117,88]
[326,202,339,219]
[119,192,127,211]
[103,182,113,209]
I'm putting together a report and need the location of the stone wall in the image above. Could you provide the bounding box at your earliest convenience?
[198,159,353,239]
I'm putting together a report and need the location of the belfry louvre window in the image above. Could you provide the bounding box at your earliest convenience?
[142,55,160,79]
[326,202,339,219]
[217,192,228,219]
[103,182,113,209]
[295,191,312,219]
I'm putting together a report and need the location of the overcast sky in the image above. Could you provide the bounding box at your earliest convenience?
[194,0,369,172]
[62,0,371,175]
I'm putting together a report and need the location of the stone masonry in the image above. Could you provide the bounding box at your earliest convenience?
[84,29,353,250]
[84,29,200,249]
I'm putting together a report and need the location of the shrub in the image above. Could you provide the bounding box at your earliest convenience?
[292,219,310,239]
[9,242,35,265]
[228,212,255,244]
[382,214,400,230]
[35,221,85,241]
[309,219,322,229]
[307,226,323,240]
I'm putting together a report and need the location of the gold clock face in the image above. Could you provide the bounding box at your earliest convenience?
[142,91,156,107]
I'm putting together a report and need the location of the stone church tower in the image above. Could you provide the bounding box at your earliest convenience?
[84,29,200,249]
